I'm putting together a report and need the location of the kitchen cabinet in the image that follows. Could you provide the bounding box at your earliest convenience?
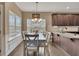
[53,33,79,56]
[75,15,79,26]
[52,15,57,26]
[57,15,63,26]
[52,14,79,26]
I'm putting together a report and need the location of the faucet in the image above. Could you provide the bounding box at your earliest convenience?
[62,26,68,33]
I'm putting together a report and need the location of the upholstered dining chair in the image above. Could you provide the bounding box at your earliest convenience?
[24,34,39,56]
[46,32,51,45]
[43,32,51,56]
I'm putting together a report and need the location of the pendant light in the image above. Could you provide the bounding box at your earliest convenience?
[32,2,41,22]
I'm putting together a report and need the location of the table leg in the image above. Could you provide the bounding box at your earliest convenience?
[37,46,39,56]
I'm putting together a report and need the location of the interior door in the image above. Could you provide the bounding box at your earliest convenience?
[0,6,1,55]
[0,4,4,56]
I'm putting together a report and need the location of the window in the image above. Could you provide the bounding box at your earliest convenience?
[9,11,21,37]
[9,11,15,36]
[16,16,21,33]
[27,19,46,33]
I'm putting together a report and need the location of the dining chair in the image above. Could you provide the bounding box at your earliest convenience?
[46,32,51,45]
[51,33,54,43]
[40,32,51,56]
[24,34,39,56]
[43,32,51,56]
[22,31,27,56]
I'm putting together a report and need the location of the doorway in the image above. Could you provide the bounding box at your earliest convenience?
[0,4,4,56]
[0,6,1,55]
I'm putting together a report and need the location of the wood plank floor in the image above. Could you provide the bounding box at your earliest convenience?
[25,43,70,56]
[48,43,70,56]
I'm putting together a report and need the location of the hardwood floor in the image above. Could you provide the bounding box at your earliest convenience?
[25,47,45,56]
[7,39,71,56]
[24,43,70,56]
[47,43,70,56]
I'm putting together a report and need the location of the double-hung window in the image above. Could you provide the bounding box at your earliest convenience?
[9,11,21,37]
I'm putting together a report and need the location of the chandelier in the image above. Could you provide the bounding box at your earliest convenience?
[32,2,42,22]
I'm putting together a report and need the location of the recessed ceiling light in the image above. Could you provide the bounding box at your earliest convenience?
[66,6,70,9]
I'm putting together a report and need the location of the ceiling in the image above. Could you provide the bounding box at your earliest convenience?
[15,2,79,13]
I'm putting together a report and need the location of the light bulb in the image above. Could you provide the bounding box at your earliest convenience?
[66,6,70,10]
[32,19,34,21]
[34,18,38,21]
[38,18,42,22]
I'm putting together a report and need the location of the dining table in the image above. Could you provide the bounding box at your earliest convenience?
[26,32,46,40]
[24,32,47,56]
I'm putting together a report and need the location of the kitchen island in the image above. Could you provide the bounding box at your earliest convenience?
[53,32,79,39]
[51,32,79,56]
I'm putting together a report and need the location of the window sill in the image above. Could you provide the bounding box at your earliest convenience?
[6,33,23,55]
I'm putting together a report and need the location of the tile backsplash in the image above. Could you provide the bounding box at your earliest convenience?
[52,26,79,32]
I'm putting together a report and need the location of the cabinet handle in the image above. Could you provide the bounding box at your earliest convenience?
[70,38,74,42]
[57,34,60,36]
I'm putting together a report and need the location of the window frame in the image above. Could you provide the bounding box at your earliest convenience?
[8,10,21,37]
[27,19,46,33]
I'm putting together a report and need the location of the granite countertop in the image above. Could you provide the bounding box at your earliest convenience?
[53,32,79,39]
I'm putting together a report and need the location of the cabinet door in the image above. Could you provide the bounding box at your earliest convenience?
[74,15,77,26]
[63,15,69,26]
[61,15,70,26]
[73,15,77,26]
[77,15,79,26]
[58,15,65,26]
[56,15,59,26]
[52,15,58,26]
[68,15,74,26]
[52,14,79,26]
[52,15,55,26]
[75,15,79,26]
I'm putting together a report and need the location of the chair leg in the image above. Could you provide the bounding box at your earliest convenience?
[44,47,45,56]
[37,47,39,56]
[24,48,25,56]
[24,40,26,56]
[27,49,28,56]
[43,42,45,56]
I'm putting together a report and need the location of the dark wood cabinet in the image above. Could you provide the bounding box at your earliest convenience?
[57,15,63,26]
[52,14,79,26]
[52,15,57,25]
[75,15,79,26]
